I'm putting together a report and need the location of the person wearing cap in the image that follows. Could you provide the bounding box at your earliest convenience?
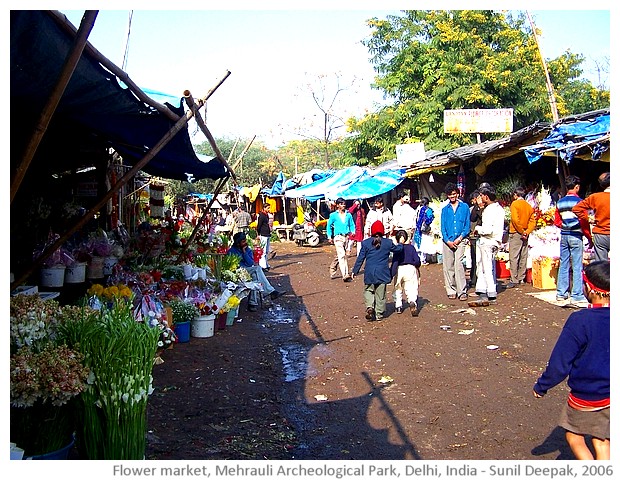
[392,193,416,243]
[227,232,285,312]
[364,197,394,239]
[352,220,403,322]
[327,197,356,281]
[533,260,610,460]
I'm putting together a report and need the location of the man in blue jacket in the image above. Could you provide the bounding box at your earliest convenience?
[227,232,284,311]
[440,182,470,301]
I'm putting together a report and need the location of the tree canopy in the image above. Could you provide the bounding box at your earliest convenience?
[345,10,609,164]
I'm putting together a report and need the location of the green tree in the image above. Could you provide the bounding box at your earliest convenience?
[347,10,609,163]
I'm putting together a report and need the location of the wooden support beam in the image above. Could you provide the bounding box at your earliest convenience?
[11,71,231,290]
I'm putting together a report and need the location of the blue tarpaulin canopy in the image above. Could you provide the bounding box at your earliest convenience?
[523,111,610,164]
[261,171,286,196]
[284,165,405,202]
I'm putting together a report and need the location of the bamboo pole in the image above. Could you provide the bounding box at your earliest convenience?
[11,10,99,205]
[183,91,237,182]
[11,72,231,290]
[48,10,180,122]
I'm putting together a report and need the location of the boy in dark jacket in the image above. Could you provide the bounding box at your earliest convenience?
[390,230,421,316]
[533,260,610,460]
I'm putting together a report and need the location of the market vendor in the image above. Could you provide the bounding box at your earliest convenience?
[227,232,285,311]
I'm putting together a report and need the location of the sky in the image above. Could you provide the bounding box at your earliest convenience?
[55,7,611,149]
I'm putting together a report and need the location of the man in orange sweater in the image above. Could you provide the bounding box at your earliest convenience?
[573,172,610,262]
[506,186,537,288]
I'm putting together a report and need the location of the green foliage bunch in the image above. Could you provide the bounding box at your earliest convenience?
[57,301,160,459]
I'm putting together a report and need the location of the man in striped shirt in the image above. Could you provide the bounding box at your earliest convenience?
[553,175,588,306]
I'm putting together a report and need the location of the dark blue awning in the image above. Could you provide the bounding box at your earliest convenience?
[11,10,229,181]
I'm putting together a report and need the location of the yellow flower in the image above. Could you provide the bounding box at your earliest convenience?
[88,284,104,297]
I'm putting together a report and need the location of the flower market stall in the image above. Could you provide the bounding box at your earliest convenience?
[10,214,265,459]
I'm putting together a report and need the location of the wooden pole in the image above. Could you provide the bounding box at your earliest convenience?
[526,11,559,123]
[11,72,231,290]
[183,91,236,182]
[11,10,99,205]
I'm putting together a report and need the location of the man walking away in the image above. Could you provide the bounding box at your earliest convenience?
[573,172,610,262]
[554,175,588,306]
[506,186,536,288]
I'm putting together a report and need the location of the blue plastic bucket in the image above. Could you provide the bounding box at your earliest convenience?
[175,321,191,343]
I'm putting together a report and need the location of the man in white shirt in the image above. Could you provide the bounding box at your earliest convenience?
[364,197,394,239]
[471,185,505,304]
[392,193,416,242]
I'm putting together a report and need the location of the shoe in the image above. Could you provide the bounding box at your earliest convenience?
[410,304,419,317]
[270,290,285,300]
[488,297,497,304]
[343,275,352,282]
[469,292,482,298]
[365,307,375,321]
[504,282,517,289]
[468,299,490,307]
[555,295,568,302]
[395,307,403,314]
[458,293,468,301]
[248,304,258,312]
[264,267,271,272]
[569,300,589,309]
[330,273,339,280]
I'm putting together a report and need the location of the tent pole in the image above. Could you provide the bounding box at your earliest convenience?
[11,10,98,205]
[11,72,231,290]
[184,90,237,183]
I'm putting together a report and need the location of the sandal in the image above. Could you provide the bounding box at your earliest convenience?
[447,294,457,299]
[458,293,468,301]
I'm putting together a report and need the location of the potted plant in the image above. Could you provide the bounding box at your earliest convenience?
[167,299,199,343]
[10,295,90,459]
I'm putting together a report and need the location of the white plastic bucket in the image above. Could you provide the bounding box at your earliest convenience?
[87,257,104,279]
[65,262,87,283]
[183,264,193,280]
[191,314,215,338]
[103,256,118,275]
[40,265,66,288]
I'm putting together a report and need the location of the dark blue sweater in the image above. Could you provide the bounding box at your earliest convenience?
[534,307,609,401]
[390,243,421,278]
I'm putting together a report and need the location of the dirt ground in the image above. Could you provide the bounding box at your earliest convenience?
[146,240,579,461]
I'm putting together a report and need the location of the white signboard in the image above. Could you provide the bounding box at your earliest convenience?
[395,142,426,167]
[444,108,513,134]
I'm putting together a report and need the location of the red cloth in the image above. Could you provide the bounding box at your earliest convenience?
[348,203,366,242]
